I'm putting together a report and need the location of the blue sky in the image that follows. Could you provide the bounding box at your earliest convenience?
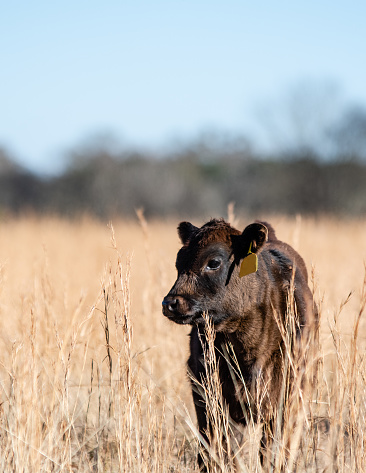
[1,1,366,174]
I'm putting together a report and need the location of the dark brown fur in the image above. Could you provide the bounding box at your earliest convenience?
[162,218,316,469]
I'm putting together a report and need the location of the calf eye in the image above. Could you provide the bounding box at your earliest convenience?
[205,258,222,271]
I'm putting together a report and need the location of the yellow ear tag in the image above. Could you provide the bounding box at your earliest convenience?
[239,242,258,278]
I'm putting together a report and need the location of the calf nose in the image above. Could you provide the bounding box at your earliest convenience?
[162,296,179,313]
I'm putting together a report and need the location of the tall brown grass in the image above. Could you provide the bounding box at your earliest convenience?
[0,214,365,472]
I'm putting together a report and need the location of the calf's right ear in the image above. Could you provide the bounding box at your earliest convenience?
[178,222,199,245]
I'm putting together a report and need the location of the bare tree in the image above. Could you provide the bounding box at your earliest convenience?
[328,105,366,161]
[254,80,343,157]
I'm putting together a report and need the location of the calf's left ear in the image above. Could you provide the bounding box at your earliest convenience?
[242,222,268,253]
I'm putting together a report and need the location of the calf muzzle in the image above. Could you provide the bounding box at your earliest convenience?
[162,295,180,313]
[162,294,197,324]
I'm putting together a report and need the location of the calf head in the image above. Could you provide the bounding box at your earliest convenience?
[162,219,268,326]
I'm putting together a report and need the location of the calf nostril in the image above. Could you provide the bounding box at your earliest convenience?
[169,299,178,312]
[163,297,179,312]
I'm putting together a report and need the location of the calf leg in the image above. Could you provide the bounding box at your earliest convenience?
[260,417,275,467]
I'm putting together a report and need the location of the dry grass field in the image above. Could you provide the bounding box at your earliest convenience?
[0,213,365,472]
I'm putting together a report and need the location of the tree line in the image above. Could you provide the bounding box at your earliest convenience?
[1,140,366,220]
[2,85,366,219]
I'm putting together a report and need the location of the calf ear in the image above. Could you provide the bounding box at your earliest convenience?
[178,222,198,245]
[242,222,268,253]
